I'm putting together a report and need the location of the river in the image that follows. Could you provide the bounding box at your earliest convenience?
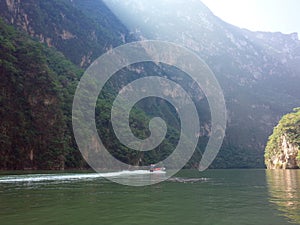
[0,169,299,225]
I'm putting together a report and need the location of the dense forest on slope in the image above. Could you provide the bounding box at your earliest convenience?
[265,108,300,169]
[1,0,300,169]
[0,0,208,170]
[0,19,184,169]
[78,0,300,168]
[0,19,82,169]
[0,0,131,67]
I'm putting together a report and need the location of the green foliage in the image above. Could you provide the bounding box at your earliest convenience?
[3,0,299,169]
[0,19,85,169]
[265,108,300,168]
[0,19,182,169]
[0,0,130,68]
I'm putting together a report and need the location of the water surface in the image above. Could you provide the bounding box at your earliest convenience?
[0,169,299,225]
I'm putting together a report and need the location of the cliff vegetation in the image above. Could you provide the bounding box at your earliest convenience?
[265,108,300,169]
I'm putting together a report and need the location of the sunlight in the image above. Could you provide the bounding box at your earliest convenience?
[200,0,300,34]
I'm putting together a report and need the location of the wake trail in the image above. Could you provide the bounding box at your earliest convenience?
[0,170,166,183]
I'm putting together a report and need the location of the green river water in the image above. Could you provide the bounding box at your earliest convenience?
[0,169,299,225]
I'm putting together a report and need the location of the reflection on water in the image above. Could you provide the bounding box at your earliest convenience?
[266,170,300,224]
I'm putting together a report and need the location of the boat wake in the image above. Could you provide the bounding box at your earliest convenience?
[167,177,209,183]
[0,170,166,183]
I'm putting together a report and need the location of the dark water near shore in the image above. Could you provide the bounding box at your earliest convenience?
[0,169,299,225]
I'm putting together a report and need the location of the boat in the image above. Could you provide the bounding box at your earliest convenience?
[149,164,166,172]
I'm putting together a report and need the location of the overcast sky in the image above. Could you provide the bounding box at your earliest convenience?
[201,0,300,36]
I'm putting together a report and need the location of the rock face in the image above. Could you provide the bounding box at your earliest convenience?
[280,136,299,169]
[265,108,300,169]
[1,0,300,168]
[268,135,299,169]
[100,0,300,168]
[0,0,130,67]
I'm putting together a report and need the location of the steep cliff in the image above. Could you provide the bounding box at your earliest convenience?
[78,0,300,168]
[1,0,300,169]
[0,19,84,169]
[265,108,300,169]
[0,0,130,67]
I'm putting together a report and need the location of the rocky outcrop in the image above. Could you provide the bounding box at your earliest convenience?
[265,108,300,169]
[267,135,299,169]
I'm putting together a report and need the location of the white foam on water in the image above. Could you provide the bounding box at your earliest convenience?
[0,170,166,183]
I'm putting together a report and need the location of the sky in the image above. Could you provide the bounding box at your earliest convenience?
[200,0,300,36]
